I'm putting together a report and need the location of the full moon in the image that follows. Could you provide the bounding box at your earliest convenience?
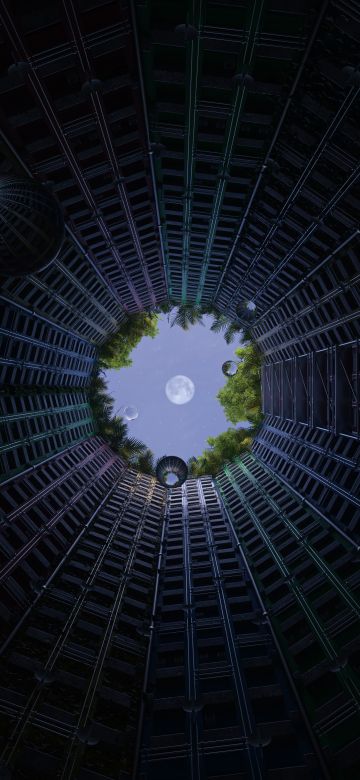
[165,375,195,405]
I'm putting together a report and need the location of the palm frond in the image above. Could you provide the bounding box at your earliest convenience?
[132,448,156,475]
[122,437,147,459]
[169,306,187,329]
[241,327,252,342]
[223,323,242,344]
[156,299,173,314]
[170,304,204,330]
[223,325,236,344]
[210,312,229,333]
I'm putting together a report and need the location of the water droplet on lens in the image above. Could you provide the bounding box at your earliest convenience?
[222,360,238,377]
[123,405,138,421]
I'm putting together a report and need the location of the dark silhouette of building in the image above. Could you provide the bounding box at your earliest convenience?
[0,0,359,778]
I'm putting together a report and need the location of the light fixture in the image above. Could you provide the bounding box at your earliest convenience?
[156,456,188,488]
[175,23,197,41]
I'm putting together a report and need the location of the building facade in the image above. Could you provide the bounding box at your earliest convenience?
[1,0,360,777]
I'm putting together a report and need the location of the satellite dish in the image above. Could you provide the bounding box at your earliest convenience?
[31,578,46,594]
[249,729,272,748]
[150,142,166,157]
[182,696,204,713]
[233,71,254,88]
[81,78,103,95]
[77,724,99,746]
[8,61,31,78]
[175,23,197,40]
[329,655,348,673]
[34,668,55,685]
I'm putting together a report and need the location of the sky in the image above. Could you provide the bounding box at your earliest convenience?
[105,313,250,462]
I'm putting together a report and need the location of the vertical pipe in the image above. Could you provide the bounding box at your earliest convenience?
[132,486,168,780]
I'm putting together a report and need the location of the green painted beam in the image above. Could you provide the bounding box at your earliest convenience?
[182,0,204,303]
[135,0,173,300]
[0,402,89,424]
[216,461,360,723]
[196,0,265,306]
[0,414,94,455]
[235,454,360,618]
[0,433,94,486]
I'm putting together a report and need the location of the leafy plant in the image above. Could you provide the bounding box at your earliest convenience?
[187,340,262,477]
[131,448,156,475]
[88,371,153,472]
[98,312,159,370]
[169,303,205,330]
[188,427,253,477]
[209,309,243,344]
[217,343,262,426]
[169,303,245,345]
[91,305,260,478]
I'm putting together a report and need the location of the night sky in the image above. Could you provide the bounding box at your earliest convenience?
[105,313,250,462]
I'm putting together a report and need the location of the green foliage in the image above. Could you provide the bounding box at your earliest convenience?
[98,312,159,370]
[209,309,243,344]
[188,341,262,477]
[189,427,253,477]
[154,299,173,314]
[91,311,159,472]
[88,372,114,429]
[170,303,205,330]
[88,371,154,472]
[91,305,260,479]
[131,448,156,475]
[217,343,262,426]
[169,303,245,344]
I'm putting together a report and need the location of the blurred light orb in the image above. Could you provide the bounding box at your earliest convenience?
[222,360,238,377]
[165,375,195,405]
[123,405,138,421]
